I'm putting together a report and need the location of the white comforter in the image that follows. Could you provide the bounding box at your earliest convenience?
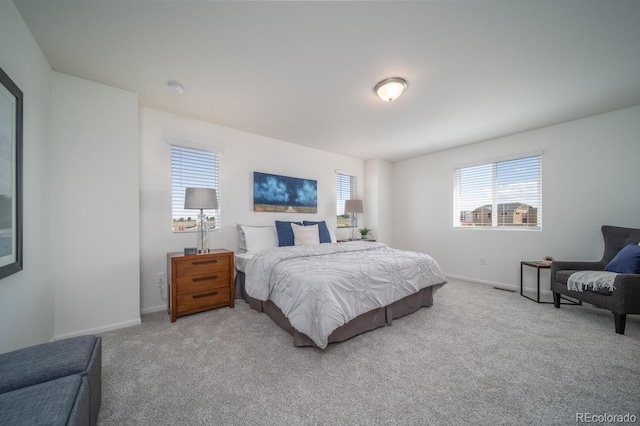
[244,241,447,348]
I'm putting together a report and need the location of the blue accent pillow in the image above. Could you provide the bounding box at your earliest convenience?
[605,243,640,274]
[303,220,331,243]
[275,221,302,247]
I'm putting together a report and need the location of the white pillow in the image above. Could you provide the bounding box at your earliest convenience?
[241,225,278,253]
[292,223,320,246]
[329,229,337,243]
[236,224,248,252]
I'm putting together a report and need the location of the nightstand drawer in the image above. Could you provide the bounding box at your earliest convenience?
[176,256,229,277]
[176,271,230,295]
[177,289,230,313]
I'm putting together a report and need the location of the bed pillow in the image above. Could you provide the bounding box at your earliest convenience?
[302,220,331,243]
[241,225,279,253]
[605,243,640,274]
[292,223,320,246]
[236,224,251,253]
[275,221,302,247]
[237,224,274,253]
[329,229,337,243]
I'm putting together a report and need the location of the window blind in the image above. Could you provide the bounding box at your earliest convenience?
[453,154,541,229]
[336,173,357,227]
[171,145,220,232]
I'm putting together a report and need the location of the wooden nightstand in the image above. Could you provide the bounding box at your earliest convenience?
[167,249,235,322]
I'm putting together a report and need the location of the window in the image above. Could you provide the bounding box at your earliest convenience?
[336,172,357,227]
[171,144,220,232]
[453,153,541,229]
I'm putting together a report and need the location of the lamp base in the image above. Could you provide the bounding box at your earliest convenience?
[196,211,209,253]
[350,213,359,241]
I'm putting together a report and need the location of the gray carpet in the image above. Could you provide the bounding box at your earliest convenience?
[98,279,640,425]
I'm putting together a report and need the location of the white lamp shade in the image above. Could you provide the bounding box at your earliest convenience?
[375,77,407,102]
[344,199,363,214]
[184,187,218,209]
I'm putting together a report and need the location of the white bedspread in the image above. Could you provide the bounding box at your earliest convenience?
[244,241,447,348]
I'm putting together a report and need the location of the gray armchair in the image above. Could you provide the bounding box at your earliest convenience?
[551,225,640,334]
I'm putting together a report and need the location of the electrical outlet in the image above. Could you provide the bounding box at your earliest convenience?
[156,272,167,299]
[480,257,486,266]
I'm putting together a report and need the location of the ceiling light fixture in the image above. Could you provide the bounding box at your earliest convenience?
[167,81,184,95]
[374,77,407,102]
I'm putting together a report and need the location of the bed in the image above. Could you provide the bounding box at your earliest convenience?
[235,222,447,349]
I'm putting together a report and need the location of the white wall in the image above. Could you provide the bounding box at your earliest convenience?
[364,159,394,244]
[393,106,640,292]
[0,0,53,353]
[50,72,141,338]
[139,107,363,313]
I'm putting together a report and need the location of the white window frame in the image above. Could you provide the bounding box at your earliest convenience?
[453,152,542,230]
[336,171,357,228]
[170,142,221,233]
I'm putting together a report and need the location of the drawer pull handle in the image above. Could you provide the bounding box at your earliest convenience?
[193,275,218,282]
[193,291,218,299]
[192,259,218,265]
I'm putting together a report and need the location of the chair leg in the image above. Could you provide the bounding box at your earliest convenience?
[552,292,561,308]
[614,313,626,335]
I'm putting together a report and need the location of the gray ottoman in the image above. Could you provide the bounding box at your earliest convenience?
[0,335,102,425]
[0,375,89,426]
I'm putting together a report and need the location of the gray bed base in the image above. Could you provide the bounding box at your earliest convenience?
[235,271,438,347]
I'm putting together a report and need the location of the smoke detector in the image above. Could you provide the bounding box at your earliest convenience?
[167,81,184,95]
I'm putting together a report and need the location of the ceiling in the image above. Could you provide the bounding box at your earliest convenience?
[13,0,640,162]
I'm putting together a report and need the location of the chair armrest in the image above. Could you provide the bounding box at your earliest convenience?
[612,274,640,313]
[616,274,640,287]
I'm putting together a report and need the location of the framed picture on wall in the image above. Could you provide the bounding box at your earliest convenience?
[253,171,317,213]
[0,67,23,280]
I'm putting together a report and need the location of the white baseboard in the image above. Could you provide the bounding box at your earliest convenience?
[53,317,142,341]
[445,274,553,295]
[141,305,168,315]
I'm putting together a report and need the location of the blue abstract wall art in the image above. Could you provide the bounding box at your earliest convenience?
[253,172,317,213]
